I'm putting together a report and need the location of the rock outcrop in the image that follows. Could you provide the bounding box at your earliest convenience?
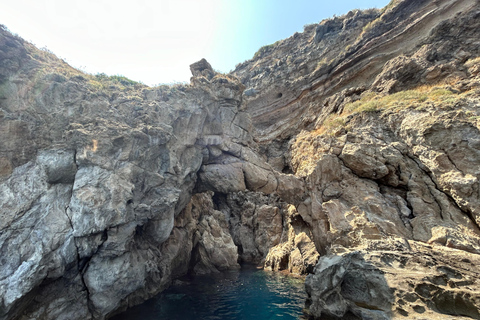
[305,239,480,320]
[2,0,480,319]
[187,192,239,274]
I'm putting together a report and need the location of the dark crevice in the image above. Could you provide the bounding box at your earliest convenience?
[442,148,464,175]
[74,229,109,318]
[377,181,408,195]
[62,155,94,317]
[337,148,419,226]
[387,144,415,218]
[282,164,293,174]
[211,192,227,211]
[406,153,446,220]
[135,224,144,237]
[405,153,479,229]
[72,148,78,170]
[79,268,94,319]
[76,232,109,273]
[290,212,311,234]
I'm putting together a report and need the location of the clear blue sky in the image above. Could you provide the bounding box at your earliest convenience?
[1,0,389,86]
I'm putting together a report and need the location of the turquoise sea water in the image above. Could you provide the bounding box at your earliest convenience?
[112,267,307,320]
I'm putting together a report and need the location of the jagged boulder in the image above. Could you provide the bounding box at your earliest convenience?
[189,58,215,79]
[188,193,240,274]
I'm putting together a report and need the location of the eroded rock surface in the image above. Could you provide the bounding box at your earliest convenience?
[187,193,239,274]
[305,239,480,320]
[231,0,480,318]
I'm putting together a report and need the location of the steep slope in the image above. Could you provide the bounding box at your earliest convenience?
[1,0,480,319]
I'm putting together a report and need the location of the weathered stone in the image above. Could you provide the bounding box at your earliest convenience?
[189,58,214,79]
[198,163,246,194]
[275,172,305,204]
[37,149,77,184]
[305,252,393,319]
[305,239,480,319]
[340,143,390,179]
[265,205,319,275]
[243,162,278,193]
[189,193,239,274]
[218,191,285,264]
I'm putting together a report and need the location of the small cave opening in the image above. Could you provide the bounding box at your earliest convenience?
[101,229,108,242]
[126,199,134,205]
[135,224,144,236]
[237,244,244,256]
[276,92,283,99]
[212,192,227,211]
[282,165,293,174]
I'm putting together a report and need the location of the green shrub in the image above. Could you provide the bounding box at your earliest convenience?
[94,73,138,86]
[253,40,281,59]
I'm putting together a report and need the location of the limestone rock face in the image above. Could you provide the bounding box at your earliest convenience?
[0,29,290,318]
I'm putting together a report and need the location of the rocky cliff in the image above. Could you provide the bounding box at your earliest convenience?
[1,0,480,319]
[234,0,480,318]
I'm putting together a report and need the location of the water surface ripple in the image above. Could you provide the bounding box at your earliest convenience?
[113,267,307,320]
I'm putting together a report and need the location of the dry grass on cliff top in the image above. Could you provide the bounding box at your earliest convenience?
[318,83,470,136]
[22,37,148,96]
[25,43,84,79]
[291,82,478,176]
